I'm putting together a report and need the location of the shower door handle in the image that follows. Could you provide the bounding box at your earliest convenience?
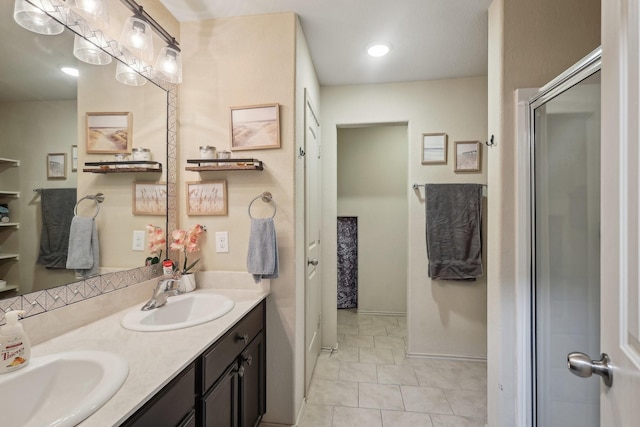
[308,258,319,266]
[567,352,613,387]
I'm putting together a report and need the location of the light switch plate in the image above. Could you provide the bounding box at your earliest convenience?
[132,230,145,251]
[215,231,229,253]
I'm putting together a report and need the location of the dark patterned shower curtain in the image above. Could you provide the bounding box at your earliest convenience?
[337,217,358,309]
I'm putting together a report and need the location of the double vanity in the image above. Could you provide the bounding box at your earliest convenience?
[1,278,269,427]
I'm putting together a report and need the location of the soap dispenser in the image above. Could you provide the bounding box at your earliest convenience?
[0,310,30,374]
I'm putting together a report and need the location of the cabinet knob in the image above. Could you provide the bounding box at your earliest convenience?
[242,355,253,367]
[237,365,245,378]
[236,333,249,345]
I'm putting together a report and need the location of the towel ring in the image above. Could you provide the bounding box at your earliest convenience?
[74,193,104,219]
[248,192,277,219]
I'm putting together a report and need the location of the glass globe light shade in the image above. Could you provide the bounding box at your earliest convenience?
[120,16,153,63]
[73,35,112,65]
[115,61,147,87]
[154,46,182,83]
[13,0,64,35]
[66,0,109,28]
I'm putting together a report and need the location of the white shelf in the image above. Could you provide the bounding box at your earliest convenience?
[0,158,19,166]
[0,253,19,261]
[0,191,19,198]
[0,223,18,228]
[0,285,19,293]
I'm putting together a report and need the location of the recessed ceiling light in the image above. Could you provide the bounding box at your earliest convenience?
[367,42,391,57]
[61,66,79,77]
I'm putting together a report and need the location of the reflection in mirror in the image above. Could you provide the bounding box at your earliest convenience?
[0,3,170,301]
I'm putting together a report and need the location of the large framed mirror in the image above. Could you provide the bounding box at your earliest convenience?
[0,0,177,313]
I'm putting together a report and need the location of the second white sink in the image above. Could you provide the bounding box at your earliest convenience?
[121,292,235,332]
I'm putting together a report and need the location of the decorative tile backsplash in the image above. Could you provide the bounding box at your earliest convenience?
[0,265,161,325]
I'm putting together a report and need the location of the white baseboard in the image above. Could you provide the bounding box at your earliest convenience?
[355,309,407,316]
[405,352,487,363]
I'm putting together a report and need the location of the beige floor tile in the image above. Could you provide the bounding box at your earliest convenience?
[456,365,487,391]
[332,406,382,427]
[298,404,334,427]
[413,365,460,389]
[307,379,358,407]
[337,325,359,335]
[386,325,408,337]
[338,362,377,383]
[400,386,453,414]
[313,356,341,380]
[360,347,395,364]
[381,410,434,427]
[359,383,405,410]
[391,348,411,365]
[443,389,487,418]
[331,346,359,362]
[377,364,419,386]
[429,414,487,427]
[374,336,407,350]
[372,316,400,327]
[359,324,389,336]
[340,334,375,349]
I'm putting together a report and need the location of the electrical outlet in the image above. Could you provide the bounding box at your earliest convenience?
[132,230,145,251]
[215,231,229,253]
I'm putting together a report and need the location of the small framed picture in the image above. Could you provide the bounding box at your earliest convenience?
[422,133,448,164]
[187,180,228,216]
[454,141,481,173]
[133,182,167,215]
[230,104,280,151]
[86,112,132,154]
[47,153,67,179]
[71,145,78,172]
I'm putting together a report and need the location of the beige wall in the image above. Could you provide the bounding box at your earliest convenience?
[486,0,600,424]
[337,125,408,314]
[321,77,488,358]
[179,13,302,425]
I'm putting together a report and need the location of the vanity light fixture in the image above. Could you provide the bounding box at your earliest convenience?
[366,42,391,57]
[65,0,109,28]
[61,66,79,77]
[154,43,182,83]
[115,61,147,86]
[120,15,154,63]
[13,0,64,35]
[73,35,112,65]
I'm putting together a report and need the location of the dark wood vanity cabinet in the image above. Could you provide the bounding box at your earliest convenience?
[121,300,266,427]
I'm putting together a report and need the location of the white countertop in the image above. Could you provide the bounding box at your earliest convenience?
[30,288,270,427]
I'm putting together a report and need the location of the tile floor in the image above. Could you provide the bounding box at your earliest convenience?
[298,309,487,427]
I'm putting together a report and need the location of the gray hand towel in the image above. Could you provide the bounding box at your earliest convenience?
[66,216,100,278]
[37,188,76,268]
[247,218,279,282]
[425,183,483,280]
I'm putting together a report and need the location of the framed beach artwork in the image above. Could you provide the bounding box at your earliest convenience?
[46,153,67,179]
[133,182,167,215]
[454,141,481,173]
[187,180,228,216]
[230,104,280,151]
[86,112,132,154]
[421,133,448,165]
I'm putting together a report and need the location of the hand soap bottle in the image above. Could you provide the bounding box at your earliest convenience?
[0,310,30,374]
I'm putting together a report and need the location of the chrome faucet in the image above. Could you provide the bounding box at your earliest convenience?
[141,278,182,311]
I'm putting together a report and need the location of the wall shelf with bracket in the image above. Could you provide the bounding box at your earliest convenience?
[83,161,163,174]
[0,158,19,166]
[185,158,264,172]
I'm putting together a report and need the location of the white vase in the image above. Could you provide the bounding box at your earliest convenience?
[180,273,196,293]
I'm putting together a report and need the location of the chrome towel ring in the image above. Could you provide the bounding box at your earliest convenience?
[74,193,105,219]
[248,192,277,219]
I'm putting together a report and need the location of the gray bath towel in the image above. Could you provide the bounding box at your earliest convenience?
[425,184,483,280]
[247,218,279,282]
[37,188,77,268]
[66,216,100,278]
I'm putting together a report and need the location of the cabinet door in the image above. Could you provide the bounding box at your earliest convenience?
[239,332,266,427]
[202,361,239,427]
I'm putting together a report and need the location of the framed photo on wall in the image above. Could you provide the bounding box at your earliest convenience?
[421,133,448,164]
[46,153,67,179]
[230,104,280,151]
[187,180,228,216]
[86,112,132,154]
[454,141,481,173]
[133,182,167,215]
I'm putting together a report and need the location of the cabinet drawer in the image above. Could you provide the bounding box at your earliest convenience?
[202,302,264,393]
[122,363,196,427]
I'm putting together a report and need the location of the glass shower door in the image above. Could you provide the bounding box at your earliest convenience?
[533,70,601,427]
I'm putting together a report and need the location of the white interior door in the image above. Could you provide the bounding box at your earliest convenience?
[599,0,640,423]
[304,91,321,394]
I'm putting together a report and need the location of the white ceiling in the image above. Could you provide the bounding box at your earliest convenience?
[158,0,493,86]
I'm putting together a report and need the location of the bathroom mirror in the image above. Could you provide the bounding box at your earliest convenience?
[0,3,173,301]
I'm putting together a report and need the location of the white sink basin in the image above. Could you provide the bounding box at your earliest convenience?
[0,350,128,427]
[121,292,235,332]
